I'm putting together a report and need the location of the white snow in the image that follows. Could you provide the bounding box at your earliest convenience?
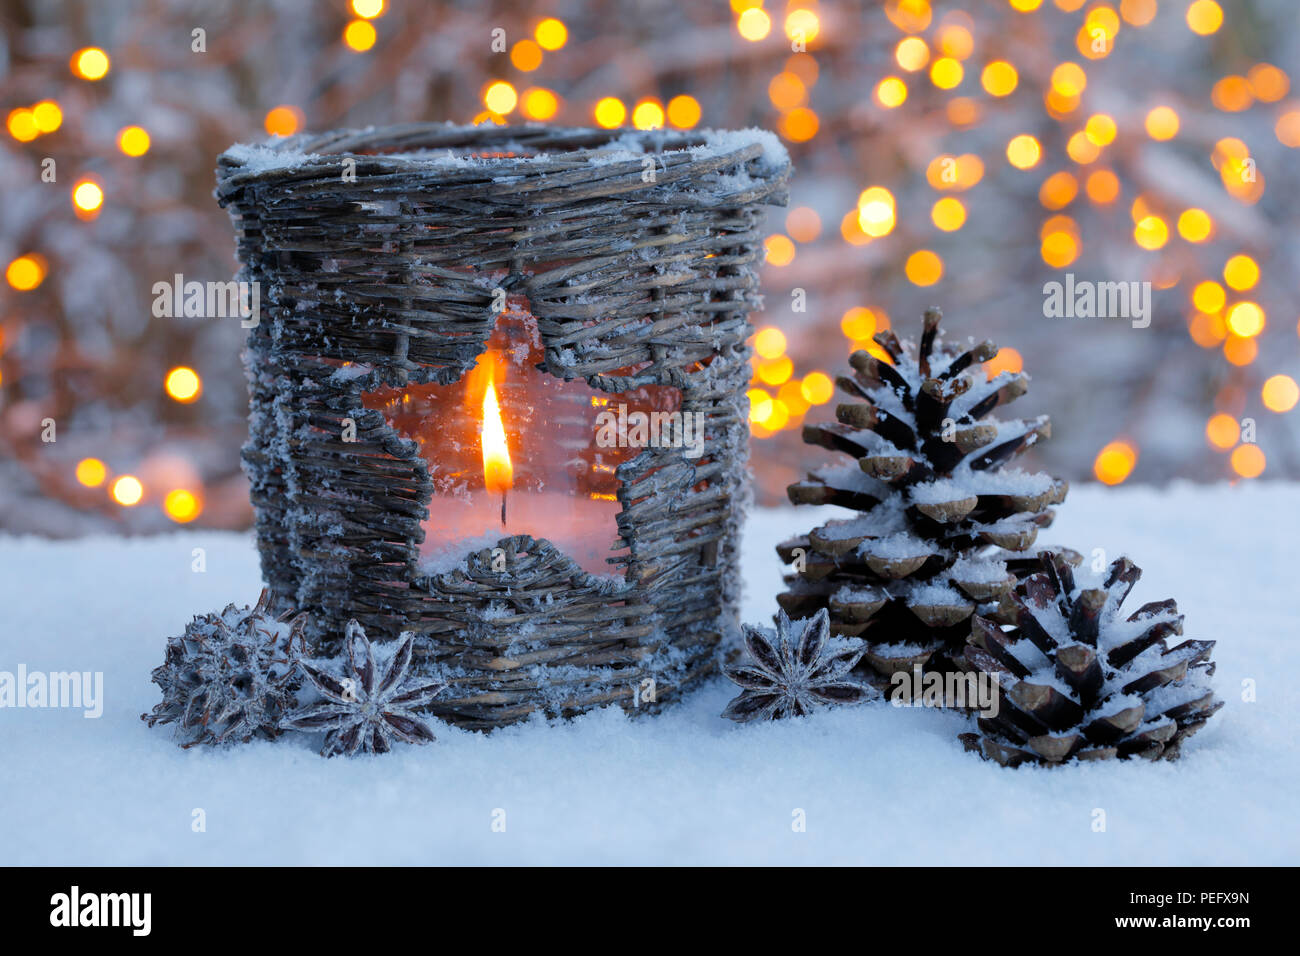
[0,481,1295,864]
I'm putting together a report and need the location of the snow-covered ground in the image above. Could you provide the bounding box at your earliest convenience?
[1,482,1296,865]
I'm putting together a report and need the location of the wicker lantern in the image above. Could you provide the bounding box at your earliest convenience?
[215,123,790,729]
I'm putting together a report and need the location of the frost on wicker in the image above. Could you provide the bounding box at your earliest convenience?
[215,123,790,730]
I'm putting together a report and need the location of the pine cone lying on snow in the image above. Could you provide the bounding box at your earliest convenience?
[777,307,1069,679]
[142,589,306,747]
[721,608,873,721]
[958,554,1223,766]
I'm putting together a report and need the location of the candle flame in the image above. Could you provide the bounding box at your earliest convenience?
[481,367,513,494]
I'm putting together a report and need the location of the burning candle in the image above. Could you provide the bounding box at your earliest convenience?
[362,307,682,575]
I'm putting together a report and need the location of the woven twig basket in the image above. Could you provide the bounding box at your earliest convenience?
[216,123,790,728]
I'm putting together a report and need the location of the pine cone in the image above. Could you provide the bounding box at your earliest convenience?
[776,307,1068,678]
[958,554,1223,766]
[142,589,306,747]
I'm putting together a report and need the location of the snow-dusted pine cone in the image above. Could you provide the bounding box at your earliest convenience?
[958,554,1223,766]
[721,608,872,721]
[282,621,446,757]
[777,307,1069,678]
[143,589,306,747]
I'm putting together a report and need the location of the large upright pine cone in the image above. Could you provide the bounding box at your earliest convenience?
[776,307,1068,677]
[143,589,306,747]
[958,554,1222,766]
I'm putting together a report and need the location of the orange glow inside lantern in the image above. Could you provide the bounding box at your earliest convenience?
[363,305,680,574]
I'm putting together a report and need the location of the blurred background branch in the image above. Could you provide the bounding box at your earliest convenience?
[2,0,1298,534]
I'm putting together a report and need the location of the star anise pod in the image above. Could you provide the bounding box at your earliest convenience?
[722,608,873,721]
[283,621,446,757]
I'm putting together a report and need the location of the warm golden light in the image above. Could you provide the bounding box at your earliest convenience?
[1085,168,1120,203]
[840,307,877,340]
[75,458,107,487]
[1205,413,1239,450]
[757,356,793,386]
[983,346,1024,379]
[1247,63,1289,102]
[801,372,834,405]
[905,249,943,286]
[72,180,103,217]
[1192,280,1226,313]
[511,39,543,71]
[875,76,909,108]
[1093,441,1137,485]
[896,37,930,72]
[931,196,966,231]
[351,0,384,17]
[1039,170,1078,209]
[1120,0,1157,27]
[857,186,896,236]
[667,94,701,128]
[779,107,819,141]
[884,0,934,33]
[343,19,377,51]
[981,60,1019,96]
[264,105,301,137]
[164,489,202,523]
[764,235,795,266]
[32,100,62,133]
[117,125,150,156]
[737,7,772,41]
[1006,134,1042,169]
[786,206,821,243]
[1225,302,1265,338]
[6,254,46,291]
[1050,62,1087,96]
[522,87,559,120]
[930,57,964,89]
[938,22,973,59]
[1262,375,1299,413]
[71,47,110,81]
[484,81,518,115]
[165,366,202,403]
[1084,113,1117,146]
[1177,208,1213,242]
[1230,443,1265,478]
[1223,254,1259,291]
[1067,130,1101,164]
[1223,334,1257,366]
[754,326,788,359]
[111,475,144,506]
[769,72,807,110]
[7,108,38,142]
[1133,215,1168,250]
[784,9,820,43]
[535,18,568,50]
[1145,105,1179,140]
[593,97,626,128]
[632,99,665,130]
[1186,0,1223,35]
[1188,312,1227,348]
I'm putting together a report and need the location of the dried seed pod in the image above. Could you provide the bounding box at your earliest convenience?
[142,589,306,747]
